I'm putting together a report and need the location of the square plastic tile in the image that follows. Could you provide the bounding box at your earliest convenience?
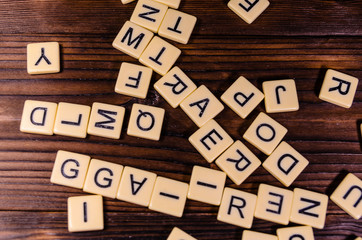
[228,0,270,24]
[242,230,278,240]
[167,227,197,240]
[27,42,60,74]
[277,226,314,240]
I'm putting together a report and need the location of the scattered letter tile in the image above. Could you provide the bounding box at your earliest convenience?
[154,0,181,9]
[277,226,314,240]
[20,100,58,135]
[189,119,234,163]
[228,0,270,24]
[242,230,278,240]
[243,112,287,155]
[167,227,197,240]
[27,42,60,74]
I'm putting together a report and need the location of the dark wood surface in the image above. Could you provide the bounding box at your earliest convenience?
[0,0,361,239]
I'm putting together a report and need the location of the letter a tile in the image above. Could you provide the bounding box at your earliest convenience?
[27,42,60,74]
[167,227,197,240]
[262,141,309,187]
[189,119,234,163]
[319,69,359,108]
[20,100,58,135]
[228,0,270,24]
[68,195,103,232]
[50,150,91,189]
[330,173,362,219]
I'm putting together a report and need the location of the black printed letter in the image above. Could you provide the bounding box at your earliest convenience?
[130,174,148,195]
[163,74,188,95]
[228,196,246,218]
[277,154,299,175]
[234,92,254,107]
[121,27,145,49]
[94,168,113,188]
[61,159,80,179]
[328,77,351,95]
[343,185,362,207]
[227,149,251,171]
[266,192,284,214]
[95,109,117,130]
[189,98,210,117]
[239,0,259,12]
[30,107,47,126]
[298,198,320,218]
[136,110,155,131]
[200,129,223,150]
[256,123,276,142]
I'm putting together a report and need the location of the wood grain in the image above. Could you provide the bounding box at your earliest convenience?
[0,0,361,239]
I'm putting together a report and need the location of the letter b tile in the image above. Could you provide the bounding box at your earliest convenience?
[330,173,362,219]
[127,103,165,141]
[50,150,91,189]
[262,141,309,187]
[277,226,315,240]
[83,159,124,199]
[319,69,359,108]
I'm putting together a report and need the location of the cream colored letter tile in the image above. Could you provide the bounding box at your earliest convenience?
[50,150,91,189]
[221,76,264,119]
[117,166,157,207]
[217,187,257,228]
[87,102,125,139]
[242,230,278,240]
[83,159,124,199]
[112,21,154,59]
[180,85,224,127]
[149,176,189,217]
[188,166,226,205]
[114,62,153,99]
[243,112,287,155]
[215,140,261,185]
[130,0,168,33]
[167,227,197,240]
[330,173,362,219]
[53,102,91,138]
[139,36,181,75]
[68,195,103,232]
[20,100,58,135]
[355,237,362,240]
[290,188,328,229]
[27,42,60,74]
[254,183,293,225]
[154,0,181,9]
[127,103,165,141]
[262,141,309,187]
[121,0,136,4]
[263,79,299,113]
[277,226,314,240]
[158,9,197,44]
[319,69,359,108]
[154,66,197,108]
[228,0,270,24]
[189,119,234,163]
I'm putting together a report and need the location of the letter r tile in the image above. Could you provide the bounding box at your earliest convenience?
[50,150,91,189]
[319,69,359,108]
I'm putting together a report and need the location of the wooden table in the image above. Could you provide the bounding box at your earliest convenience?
[0,0,361,239]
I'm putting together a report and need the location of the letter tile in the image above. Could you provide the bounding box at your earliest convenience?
[228,0,270,24]
[117,166,157,207]
[53,102,91,138]
[130,0,168,33]
[243,112,287,155]
[277,226,314,240]
[139,36,181,75]
[180,85,225,127]
[221,76,264,119]
[114,62,153,99]
[330,173,362,219]
[158,9,197,44]
[262,141,309,187]
[217,187,257,228]
[27,42,60,74]
[188,166,226,205]
[290,188,328,229]
[121,0,136,4]
[154,0,181,9]
[127,103,165,141]
[355,237,362,240]
[148,176,189,217]
[87,102,125,139]
[189,119,234,163]
[215,140,261,185]
[50,150,91,189]
[20,100,58,135]
[242,230,278,240]
[68,195,103,232]
[319,69,359,108]
[254,184,293,225]
[112,21,154,59]
[154,66,197,108]
[167,227,197,240]
[83,159,124,199]
[263,79,299,113]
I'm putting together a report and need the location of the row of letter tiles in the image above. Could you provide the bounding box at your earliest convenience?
[27,42,60,75]
[68,195,104,232]
[330,173,362,219]
[52,150,333,230]
[243,112,288,155]
[188,119,233,163]
[228,0,270,24]
[180,85,225,127]
[167,227,197,240]
[20,100,165,141]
